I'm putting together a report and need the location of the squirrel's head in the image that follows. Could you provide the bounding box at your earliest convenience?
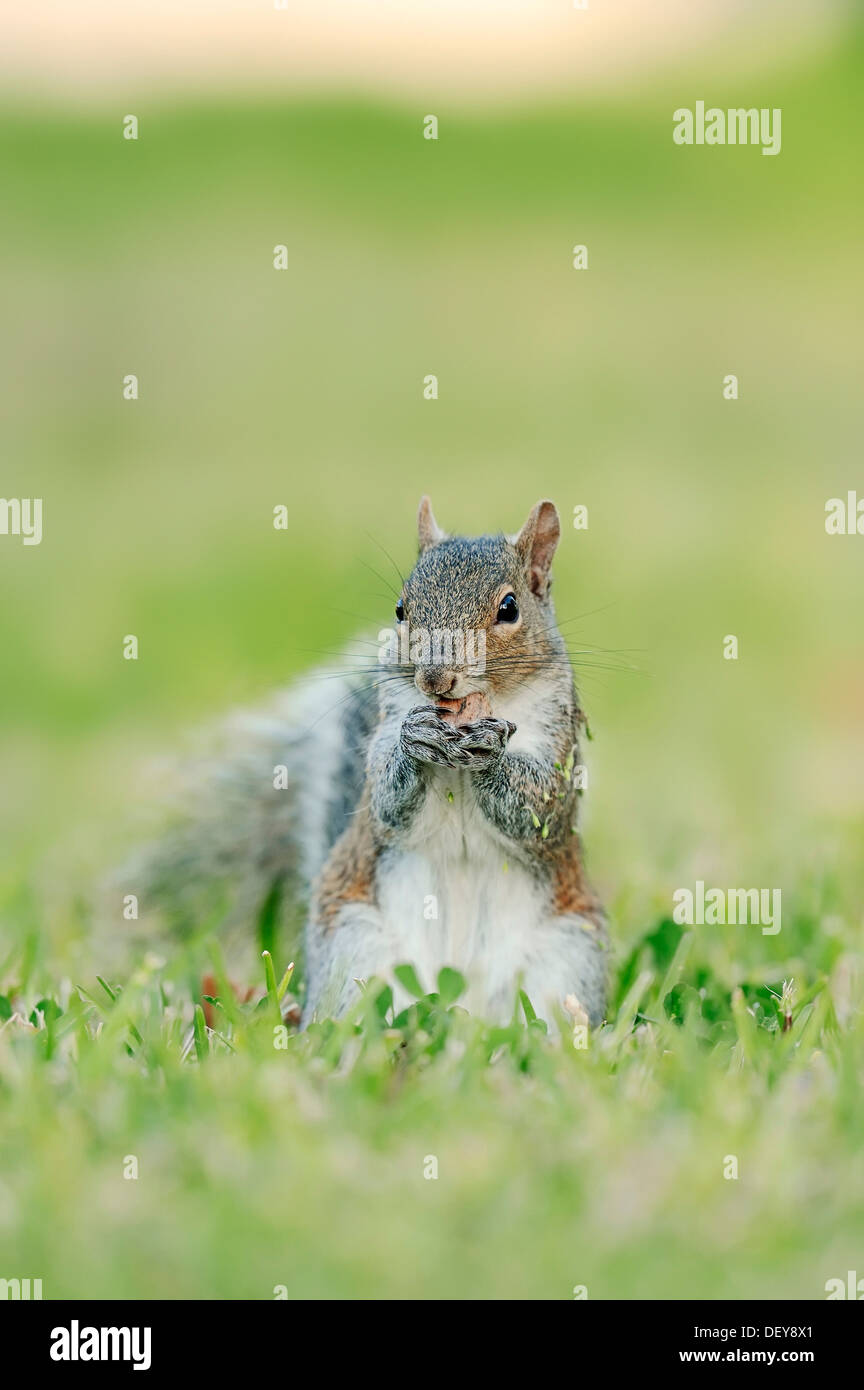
[393,496,564,708]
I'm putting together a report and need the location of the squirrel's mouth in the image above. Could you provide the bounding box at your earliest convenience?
[435,691,490,727]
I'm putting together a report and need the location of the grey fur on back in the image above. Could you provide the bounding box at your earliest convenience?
[122,669,376,954]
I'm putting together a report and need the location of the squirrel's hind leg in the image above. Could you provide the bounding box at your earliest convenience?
[302,903,397,1025]
[509,914,609,1034]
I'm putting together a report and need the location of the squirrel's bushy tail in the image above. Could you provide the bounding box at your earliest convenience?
[120,672,379,962]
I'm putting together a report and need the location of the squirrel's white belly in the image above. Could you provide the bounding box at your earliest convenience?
[376,769,542,1015]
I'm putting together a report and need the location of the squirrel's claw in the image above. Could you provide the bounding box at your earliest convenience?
[400,708,515,769]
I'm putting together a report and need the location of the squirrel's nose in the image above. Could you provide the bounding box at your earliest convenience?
[416,667,457,698]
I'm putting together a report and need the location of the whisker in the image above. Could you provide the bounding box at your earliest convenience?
[303,674,410,732]
[356,557,399,600]
[549,600,620,629]
[325,605,391,629]
[364,531,406,591]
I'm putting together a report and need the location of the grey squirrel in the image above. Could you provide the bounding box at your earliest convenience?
[137,497,608,1028]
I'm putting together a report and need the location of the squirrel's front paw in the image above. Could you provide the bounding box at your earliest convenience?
[401,708,516,769]
[451,716,516,768]
[400,706,470,768]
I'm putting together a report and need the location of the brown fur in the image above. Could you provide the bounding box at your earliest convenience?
[315,799,377,928]
[552,831,603,922]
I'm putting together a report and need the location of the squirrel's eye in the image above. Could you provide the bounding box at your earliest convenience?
[496,593,519,624]
[395,599,405,622]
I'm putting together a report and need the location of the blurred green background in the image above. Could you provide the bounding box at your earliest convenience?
[1,32,862,934]
[0,5,863,1303]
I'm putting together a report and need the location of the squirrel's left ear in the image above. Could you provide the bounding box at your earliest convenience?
[418,495,446,552]
[514,500,560,597]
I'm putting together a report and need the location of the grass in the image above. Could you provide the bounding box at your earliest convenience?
[1,888,862,1300]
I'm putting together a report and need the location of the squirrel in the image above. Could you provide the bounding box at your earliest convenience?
[133,497,608,1029]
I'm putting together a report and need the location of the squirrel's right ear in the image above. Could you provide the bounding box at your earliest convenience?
[417,496,446,552]
[514,500,560,597]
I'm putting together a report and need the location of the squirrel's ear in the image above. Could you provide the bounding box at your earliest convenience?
[417,495,446,552]
[514,500,560,596]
